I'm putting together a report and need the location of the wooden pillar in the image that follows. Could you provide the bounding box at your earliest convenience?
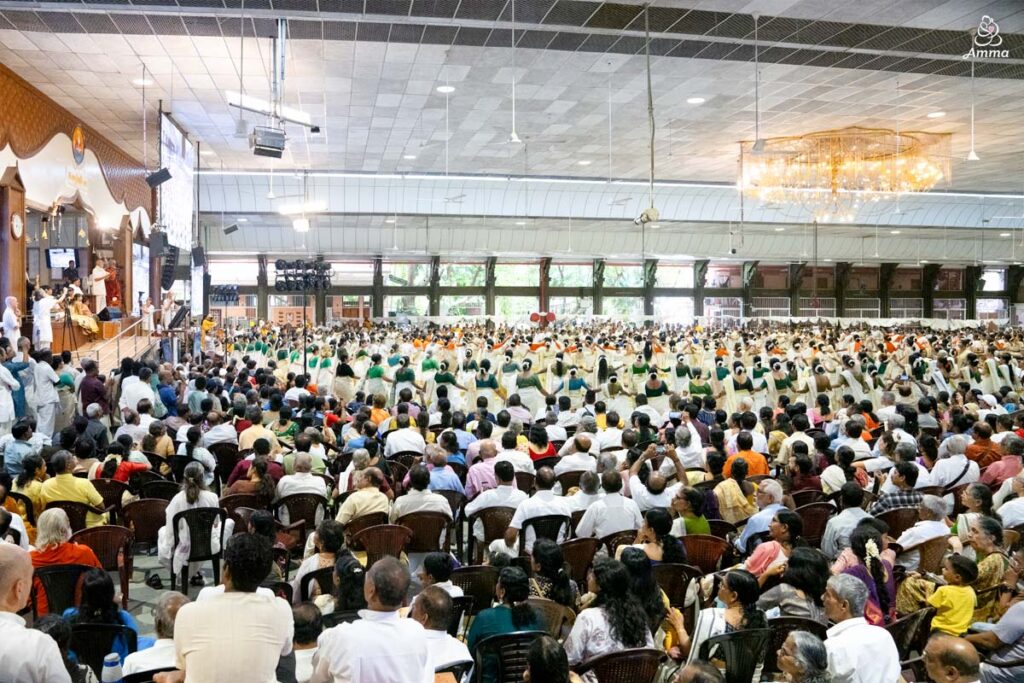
[484,257,496,317]
[428,255,440,317]
[879,263,897,318]
[643,258,657,318]
[0,167,27,313]
[592,259,605,315]
[964,265,982,319]
[539,257,551,313]
[741,261,759,318]
[922,264,941,318]
[834,262,851,318]
[256,255,269,320]
[372,256,384,319]
[693,260,708,317]
[788,263,805,316]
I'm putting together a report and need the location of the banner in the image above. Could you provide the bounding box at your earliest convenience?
[159,114,194,251]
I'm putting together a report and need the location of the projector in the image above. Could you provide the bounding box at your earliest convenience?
[250,126,286,158]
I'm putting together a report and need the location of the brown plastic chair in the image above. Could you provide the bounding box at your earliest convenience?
[351,524,412,567]
[795,502,835,547]
[574,648,665,683]
[877,507,920,539]
[514,471,536,494]
[451,565,499,616]
[468,506,517,563]
[7,490,36,526]
[601,530,637,556]
[220,493,268,521]
[120,498,169,552]
[681,534,731,574]
[946,483,971,517]
[141,480,181,502]
[527,596,575,638]
[899,535,951,575]
[398,511,452,553]
[790,489,825,507]
[70,525,134,609]
[90,479,129,523]
[555,470,584,494]
[520,514,570,555]
[273,493,329,551]
[436,489,467,559]
[448,595,474,637]
[885,608,935,662]
[299,566,335,602]
[569,509,585,536]
[560,537,600,587]
[47,500,110,533]
[707,519,737,540]
[343,511,389,550]
[209,442,241,487]
[472,630,546,683]
[916,486,944,498]
[761,617,829,679]
[652,563,703,609]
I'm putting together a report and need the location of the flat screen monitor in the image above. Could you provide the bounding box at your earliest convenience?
[46,248,77,269]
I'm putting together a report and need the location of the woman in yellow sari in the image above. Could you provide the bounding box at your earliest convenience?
[968,516,1010,622]
[69,294,99,337]
[713,457,759,525]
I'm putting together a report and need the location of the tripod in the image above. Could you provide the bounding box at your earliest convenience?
[59,301,80,361]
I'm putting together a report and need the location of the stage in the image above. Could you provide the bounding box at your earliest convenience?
[50,316,158,375]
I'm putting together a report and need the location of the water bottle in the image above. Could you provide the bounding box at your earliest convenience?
[100,653,122,683]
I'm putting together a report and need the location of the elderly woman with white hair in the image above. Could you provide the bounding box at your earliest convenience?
[777,630,833,683]
[29,508,102,614]
[930,435,980,514]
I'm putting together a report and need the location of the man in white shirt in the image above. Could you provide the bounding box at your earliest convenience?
[292,603,322,683]
[893,496,951,571]
[632,395,662,428]
[575,470,643,540]
[493,431,535,474]
[821,484,871,559]
[834,420,873,460]
[310,557,433,683]
[998,473,1024,528]
[823,573,900,683]
[930,436,980,514]
[284,376,312,406]
[124,591,190,676]
[553,435,598,477]
[596,410,624,451]
[876,392,899,422]
[465,461,528,543]
[555,396,579,429]
[201,412,239,448]
[32,354,60,439]
[119,366,157,414]
[0,543,72,683]
[156,534,294,683]
[871,413,916,456]
[544,412,568,442]
[502,467,572,553]
[876,441,933,495]
[628,444,678,513]
[734,479,786,553]
[567,471,604,512]
[664,425,705,474]
[409,586,472,672]
[727,412,769,455]
[277,453,330,501]
[384,414,426,457]
[778,414,815,465]
[390,465,454,522]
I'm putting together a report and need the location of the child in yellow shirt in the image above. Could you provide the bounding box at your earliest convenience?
[927,555,978,636]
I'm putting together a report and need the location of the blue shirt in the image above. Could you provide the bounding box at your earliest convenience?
[3,439,34,478]
[734,502,786,552]
[452,429,477,452]
[158,384,178,417]
[429,466,465,495]
[62,607,154,660]
[446,452,467,468]
[3,360,29,418]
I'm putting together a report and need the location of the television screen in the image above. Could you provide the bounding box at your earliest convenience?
[46,248,77,270]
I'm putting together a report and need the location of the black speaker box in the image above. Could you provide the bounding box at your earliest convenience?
[191,246,206,268]
[150,232,165,259]
[98,307,122,321]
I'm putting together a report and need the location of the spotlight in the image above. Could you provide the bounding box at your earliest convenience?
[223,224,239,235]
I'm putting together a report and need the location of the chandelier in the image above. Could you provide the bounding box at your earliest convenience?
[739,126,951,222]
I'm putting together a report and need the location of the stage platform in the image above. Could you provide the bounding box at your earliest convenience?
[50,317,158,375]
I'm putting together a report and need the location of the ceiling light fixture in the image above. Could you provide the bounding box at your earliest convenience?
[385,218,396,224]
[515,221,526,226]
[292,217,310,232]
[236,217,248,223]
[686,97,706,105]
[199,149,215,156]
[927,111,946,119]
[577,160,592,166]
[403,154,416,160]
[436,85,455,94]
[133,78,153,87]
[1000,232,1011,237]
[278,200,327,216]
[774,227,785,231]
[507,0,522,144]
[890,230,902,234]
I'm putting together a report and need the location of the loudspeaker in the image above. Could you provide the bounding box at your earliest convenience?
[223,224,238,235]
[145,167,172,188]
[191,247,205,268]
[161,246,178,291]
[98,307,122,321]
[150,232,165,259]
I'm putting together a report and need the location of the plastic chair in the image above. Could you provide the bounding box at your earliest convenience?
[514,471,536,494]
[209,442,241,487]
[123,667,177,683]
[7,490,36,526]
[121,498,169,552]
[560,537,600,586]
[556,470,584,494]
[946,483,971,517]
[46,500,110,533]
[343,511,389,550]
[351,524,412,567]
[707,519,737,539]
[795,502,835,547]
[760,617,829,680]
[451,565,499,616]
[448,595,474,637]
[698,628,772,683]
[70,623,138,678]
[437,661,474,682]
[520,514,570,555]
[898,535,950,575]
[90,479,129,523]
[141,479,181,502]
[681,535,731,574]
[32,563,94,617]
[574,648,665,683]
[399,511,452,553]
[169,507,227,598]
[299,566,335,602]
[527,596,575,638]
[435,489,467,559]
[790,489,825,507]
[601,530,637,556]
[264,580,294,603]
[273,493,328,550]
[322,609,362,627]
[70,525,134,609]
[467,506,517,563]
[472,630,546,683]
[876,507,920,539]
[652,563,703,609]
[885,608,935,662]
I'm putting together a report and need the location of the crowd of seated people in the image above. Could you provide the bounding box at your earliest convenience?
[0,318,1024,682]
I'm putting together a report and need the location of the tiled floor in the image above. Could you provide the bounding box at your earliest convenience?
[124,550,220,637]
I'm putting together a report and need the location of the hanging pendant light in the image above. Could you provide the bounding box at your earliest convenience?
[507,0,522,144]
[967,59,980,161]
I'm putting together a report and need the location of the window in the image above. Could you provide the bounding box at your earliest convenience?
[706,266,741,289]
[936,269,963,291]
[704,297,743,321]
[496,296,538,318]
[268,294,315,326]
[982,269,1006,292]
[330,262,373,286]
[550,296,593,317]
[383,262,430,287]
[210,260,259,286]
[550,263,593,287]
[653,297,695,323]
[978,298,1008,320]
[384,295,429,317]
[327,295,371,322]
[845,297,881,318]
[889,298,923,318]
[849,268,878,292]
[439,263,485,287]
[749,297,789,318]
[603,297,644,317]
[933,298,966,320]
[656,264,694,289]
[495,262,539,287]
[440,295,484,316]
[798,296,836,317]
[603,264,643,288]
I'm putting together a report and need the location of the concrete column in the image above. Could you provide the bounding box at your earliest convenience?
[429,255,440,317]
[256,255,269,320]
[593,259,605,315]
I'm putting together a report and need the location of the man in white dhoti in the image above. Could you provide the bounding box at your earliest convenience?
[31,286,67,351]
[91,257,109,312]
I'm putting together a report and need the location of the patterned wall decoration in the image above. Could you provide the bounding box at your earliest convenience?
[0,64,152,216]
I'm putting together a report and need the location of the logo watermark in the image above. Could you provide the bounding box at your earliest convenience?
[964,15,1009,59]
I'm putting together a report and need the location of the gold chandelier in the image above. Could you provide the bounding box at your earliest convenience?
[739,126,951,222]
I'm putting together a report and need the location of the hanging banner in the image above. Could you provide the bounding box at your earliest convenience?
[159,113,194,251]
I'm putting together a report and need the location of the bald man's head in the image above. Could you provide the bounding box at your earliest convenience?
[0,544,32,612]
[646,471,667,495]
[924,634,980,683]
[479,441,497,460]
[573,434,592,454]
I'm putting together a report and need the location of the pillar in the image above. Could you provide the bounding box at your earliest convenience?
[741,260,759,318]
[879,263,898,318]
[0,167,27,312]
[834,262,851,317]
[539,257,551,313]
[429,255,440,317]
[694,260,709,317]
[372,256,384,319]
[965,265,982,319]
[256,255,269,320]
[592,259,605,315]
[484,257,496,317]
[788,263,806,316]
[922,263,941,318]
[643,258,657,318]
